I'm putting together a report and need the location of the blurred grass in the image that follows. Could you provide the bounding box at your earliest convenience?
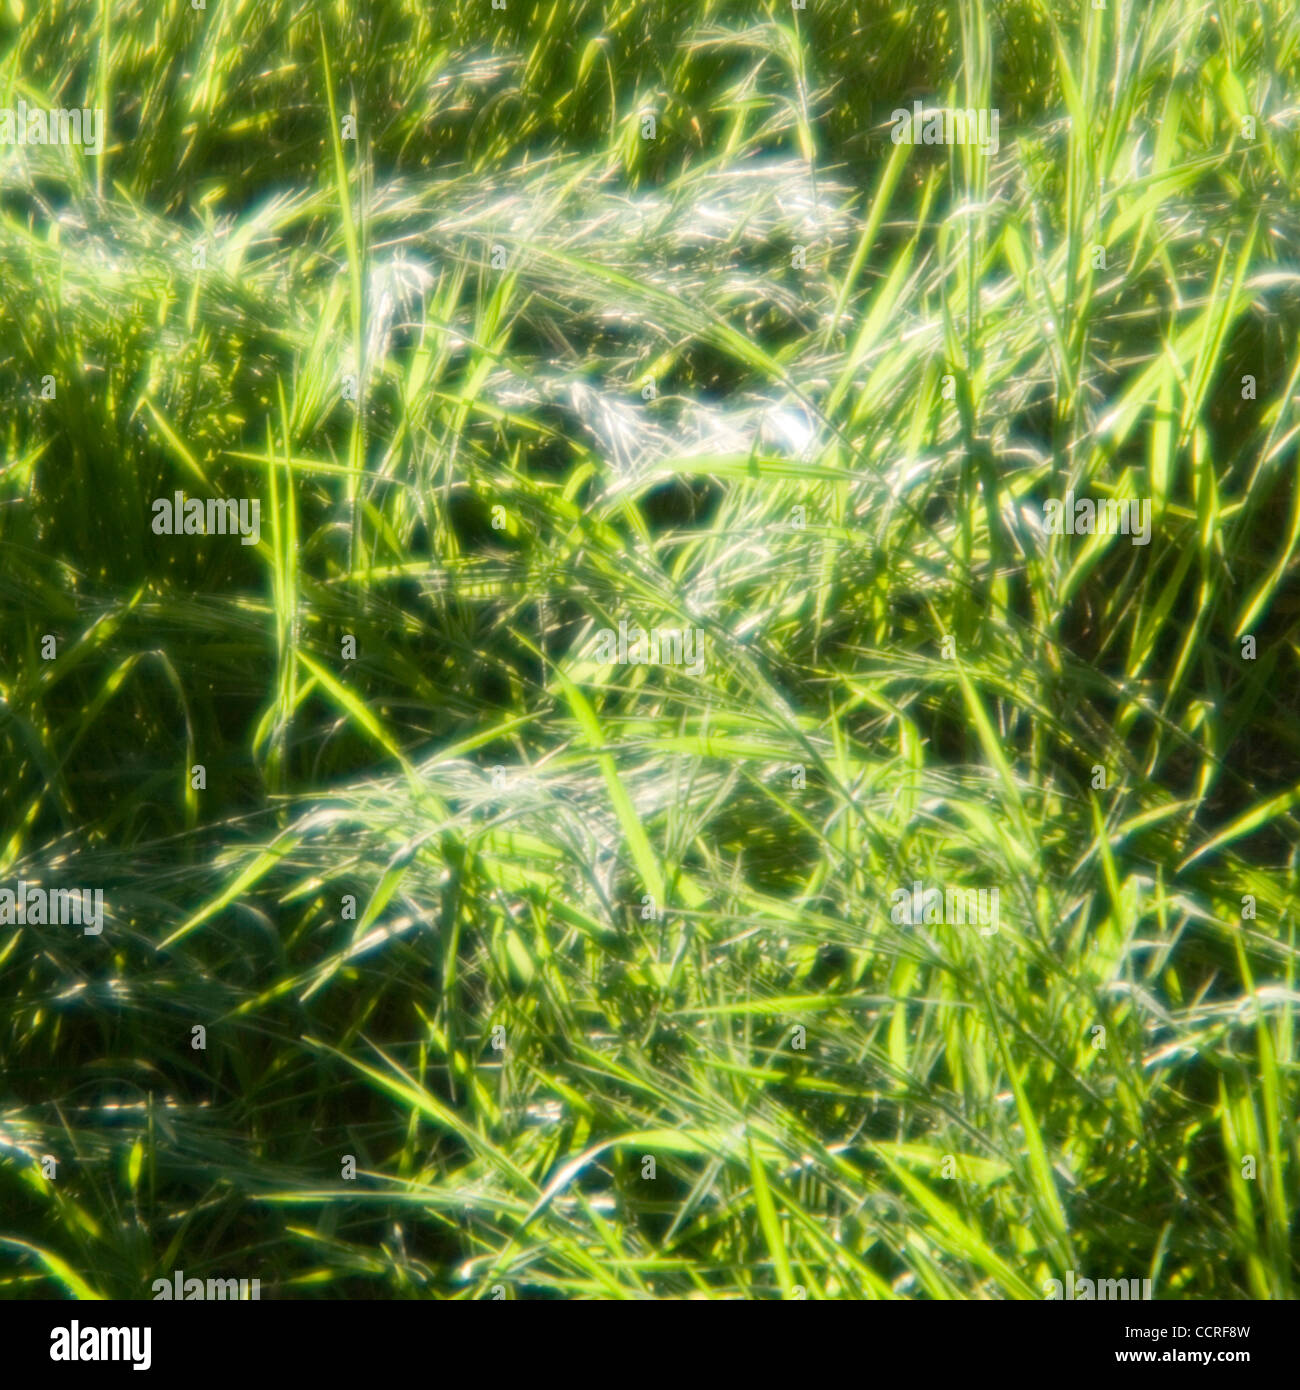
[0,0,1297,1299]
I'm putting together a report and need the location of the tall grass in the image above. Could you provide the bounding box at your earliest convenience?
[0,0,1296,1299]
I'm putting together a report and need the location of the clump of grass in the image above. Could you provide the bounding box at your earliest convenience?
[1,0,1297,1299]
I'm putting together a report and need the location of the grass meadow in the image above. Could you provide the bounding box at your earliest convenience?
[1,0,1298,1300]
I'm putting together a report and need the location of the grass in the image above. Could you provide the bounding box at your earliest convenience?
[0,0,1297,1300]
